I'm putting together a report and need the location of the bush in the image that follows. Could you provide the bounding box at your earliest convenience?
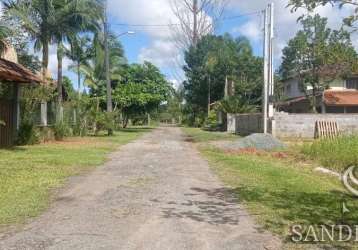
[203,110,220,131]
[302,136,358,172]
[53,122,71,141]
[16,123,40,145]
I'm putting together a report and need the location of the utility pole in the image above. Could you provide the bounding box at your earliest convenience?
[104,0,113,135]
[104,0,112,114]
[268,3,275,119]
[262,6,269,134]
[262,3,275,134]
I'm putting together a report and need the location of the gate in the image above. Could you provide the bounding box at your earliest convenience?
[0,99,15,147]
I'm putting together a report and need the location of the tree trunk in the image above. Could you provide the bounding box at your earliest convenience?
[57,44,63,123]
[77,61,81,99]
[122,114,128,128]
[311,90,317,113]
[193,0,198,46]
[40,41,49,126]
[42,42,49,81]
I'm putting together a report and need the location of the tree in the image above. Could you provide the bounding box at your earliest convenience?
[0,22,10,53]
[113,62,172,128]
[1,14,41,72]
[183,34,262,124]
[51,0,103,122]
[171,0,227,49]
[280,14,358,112]
[66,36,92,98]
[289,0,358,28]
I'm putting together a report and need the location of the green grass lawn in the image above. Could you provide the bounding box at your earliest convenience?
[302,136,358,172]
[181,128,358,249]
[181,127,238,143]
[0,128,149,227]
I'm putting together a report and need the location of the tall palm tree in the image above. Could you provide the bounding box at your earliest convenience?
[2,0,103,122]
[52,0,103,121]
[66,35,92,99]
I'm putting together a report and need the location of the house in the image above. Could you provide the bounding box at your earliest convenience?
[0,58,42,147]
[277,75,358,113]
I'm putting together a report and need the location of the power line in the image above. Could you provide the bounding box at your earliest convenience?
[112,10,262,28]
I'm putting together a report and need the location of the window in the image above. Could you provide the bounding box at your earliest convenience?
[346,78,358,90]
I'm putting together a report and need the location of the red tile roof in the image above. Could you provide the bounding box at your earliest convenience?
[0,58,42,84]
[324,90,358,106]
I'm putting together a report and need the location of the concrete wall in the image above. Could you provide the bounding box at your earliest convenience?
[228,112,358,138]
[227,113,263,135]
[273,112,358,138]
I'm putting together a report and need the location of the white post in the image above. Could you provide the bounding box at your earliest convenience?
[268,3,275,118]
[41,101,47,126]
[263,7,269,134]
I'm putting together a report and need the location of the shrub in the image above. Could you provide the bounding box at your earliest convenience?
[203,110,220,131]
[302,136,358,172]
[53,122,71,141]
[16,122,40,145]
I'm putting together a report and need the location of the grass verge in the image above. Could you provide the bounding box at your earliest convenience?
[0,128,149,227]
[302,136,358,172]
[182,128,358,249]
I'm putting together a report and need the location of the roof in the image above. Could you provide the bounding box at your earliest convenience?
[324,90,358,106]
[0,58,42,84]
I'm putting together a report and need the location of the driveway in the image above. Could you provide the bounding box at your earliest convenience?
[0,127,280,250]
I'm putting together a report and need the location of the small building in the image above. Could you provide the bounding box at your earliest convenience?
[278,75,358,113]
[0,58,42,147]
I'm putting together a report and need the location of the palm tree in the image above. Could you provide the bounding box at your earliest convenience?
[2,0,103,122]
[52,0,103,121]
[66,35,92,99]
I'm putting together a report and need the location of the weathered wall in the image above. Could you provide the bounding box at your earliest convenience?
[228,112,358,138]
[227,113,263,135]
[273,112,358,138]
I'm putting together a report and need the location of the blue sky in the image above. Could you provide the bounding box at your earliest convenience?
[47,0,356,89]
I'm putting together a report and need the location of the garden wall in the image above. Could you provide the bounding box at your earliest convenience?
[228,112,358,138]
[227,113,263,135]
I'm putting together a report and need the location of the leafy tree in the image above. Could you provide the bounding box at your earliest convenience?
[113,62,172,128]
[289,0,358,28]
[280,14,358,112]
[183,34,262,124]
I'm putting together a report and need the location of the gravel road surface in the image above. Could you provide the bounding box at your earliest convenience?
[0,127,281,250]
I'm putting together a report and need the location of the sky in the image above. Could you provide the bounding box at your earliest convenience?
[2,0,357,89]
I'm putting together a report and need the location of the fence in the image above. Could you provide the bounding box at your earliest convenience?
[228,112,358,138]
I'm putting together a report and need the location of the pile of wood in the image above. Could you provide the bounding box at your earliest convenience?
[314,120,340,139]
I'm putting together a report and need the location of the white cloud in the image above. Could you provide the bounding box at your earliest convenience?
[138,39,180,67]
[230,0,357,64]
[108,0,181,77]
[232,19,261,42]
[47,44,72,78]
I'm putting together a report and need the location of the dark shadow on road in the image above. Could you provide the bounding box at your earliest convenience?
[159,187,261,225]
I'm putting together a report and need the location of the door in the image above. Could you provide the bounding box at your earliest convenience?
[0,99,15,147]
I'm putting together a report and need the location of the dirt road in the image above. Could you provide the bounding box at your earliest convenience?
[0,127,280,250]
